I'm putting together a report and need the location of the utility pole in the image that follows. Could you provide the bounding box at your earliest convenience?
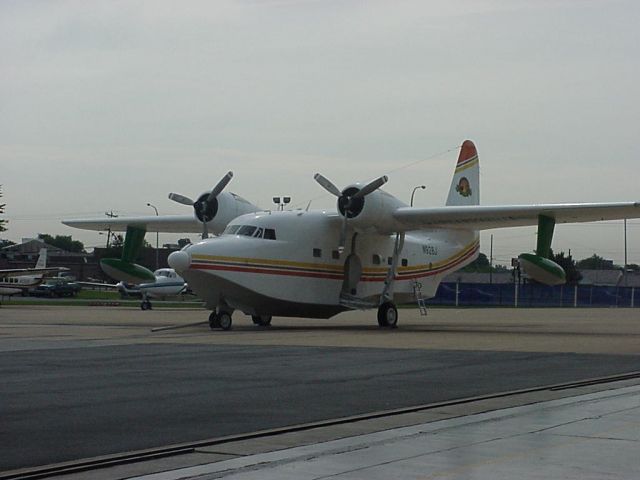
[489,234,493,284]
[105,211,118,248]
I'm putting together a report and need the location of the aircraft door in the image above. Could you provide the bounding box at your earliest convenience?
[342,253,362,295]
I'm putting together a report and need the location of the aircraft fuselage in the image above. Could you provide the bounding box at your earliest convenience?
[0,275,44,296]
[169,210,479,318]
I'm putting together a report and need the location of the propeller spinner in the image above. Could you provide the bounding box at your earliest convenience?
[313,173,388,253]
[169,171,234,239]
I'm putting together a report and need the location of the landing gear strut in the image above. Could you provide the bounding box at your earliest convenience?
[377,302,398,328]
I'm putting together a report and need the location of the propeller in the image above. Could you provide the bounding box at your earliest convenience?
[313,173,388,253]
[169,171,234,239]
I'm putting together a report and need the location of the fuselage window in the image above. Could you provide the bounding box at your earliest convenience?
[313,248,322,258]
[332,250,340,260]
[224,225,241,235]
[388,257,393,265]
[264,228,276,240]
[372,254,381,265]
[401,258,408,267]
[237,225,257,237]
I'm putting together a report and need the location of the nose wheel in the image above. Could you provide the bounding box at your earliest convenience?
[377,302,398,328]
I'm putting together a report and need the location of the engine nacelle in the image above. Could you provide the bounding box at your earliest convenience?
[518,253,566,286]
[338,186,407,233]
[199,191,260,235]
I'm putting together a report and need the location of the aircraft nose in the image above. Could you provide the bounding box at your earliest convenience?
[168,251,191,273]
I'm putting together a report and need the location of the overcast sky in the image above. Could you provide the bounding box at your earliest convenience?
[1,0,638,266]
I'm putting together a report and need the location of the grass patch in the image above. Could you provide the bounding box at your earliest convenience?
[76,290,121,300]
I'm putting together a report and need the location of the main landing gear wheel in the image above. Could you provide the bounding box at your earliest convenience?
[140,300,152,310]
[251,315,272,327]
[217,311,233,331]
[209,311,220,330]
[377,302,398,328]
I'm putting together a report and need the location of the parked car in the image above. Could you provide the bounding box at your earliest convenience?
[33,280,82,298]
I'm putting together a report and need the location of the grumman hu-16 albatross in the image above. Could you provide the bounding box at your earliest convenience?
[63,141,640,330]
[80,268,188,310]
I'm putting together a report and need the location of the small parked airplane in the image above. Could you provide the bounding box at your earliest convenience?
[0,249,68,296]
[81,268,188,310]
[64,141,640,329]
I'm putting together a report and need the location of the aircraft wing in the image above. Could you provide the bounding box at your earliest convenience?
[392,202,640,231]
[62,215,203,233]
[0,267,68,276]
[77,281,119,289]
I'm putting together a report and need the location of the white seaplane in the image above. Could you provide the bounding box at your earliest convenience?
[63,141,640,330]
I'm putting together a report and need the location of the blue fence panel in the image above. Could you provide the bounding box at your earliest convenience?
[430,282,637,308]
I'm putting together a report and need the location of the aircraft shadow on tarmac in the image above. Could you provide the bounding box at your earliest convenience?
[159,322,607,336]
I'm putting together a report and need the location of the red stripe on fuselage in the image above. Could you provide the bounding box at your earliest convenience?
[190,242,479,283]
[190,263,344,280]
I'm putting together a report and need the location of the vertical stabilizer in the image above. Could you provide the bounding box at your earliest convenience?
[35,248,47,269]
[446,140,480,206]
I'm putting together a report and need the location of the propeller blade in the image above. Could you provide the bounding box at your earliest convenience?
[207,171,234,202]
[352,175,388,199]
[168,193,195,206]
[313,173,342,197]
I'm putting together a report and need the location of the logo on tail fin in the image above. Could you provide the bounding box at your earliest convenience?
[455,177,472,197]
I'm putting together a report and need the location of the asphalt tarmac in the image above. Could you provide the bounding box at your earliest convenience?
[1,306,640,472]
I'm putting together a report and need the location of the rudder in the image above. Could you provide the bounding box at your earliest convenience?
[35,248,47,269]
[446,140,479,206]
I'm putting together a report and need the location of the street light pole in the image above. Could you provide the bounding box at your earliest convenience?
[410,185,426,207]
[147,203,159,270]
[272,196,291,211]
[624,218,628,286]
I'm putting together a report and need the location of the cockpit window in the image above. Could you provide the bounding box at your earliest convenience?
[225,224,276,240]
[237,225,257,237]
[223,225,241,235]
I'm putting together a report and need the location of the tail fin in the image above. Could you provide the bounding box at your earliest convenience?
[35,248,47,269]
[446,140,480,206]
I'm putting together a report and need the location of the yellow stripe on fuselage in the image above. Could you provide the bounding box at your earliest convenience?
[192,239,479,277]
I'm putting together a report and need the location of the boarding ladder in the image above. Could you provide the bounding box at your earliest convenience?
[413,281,428,316]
